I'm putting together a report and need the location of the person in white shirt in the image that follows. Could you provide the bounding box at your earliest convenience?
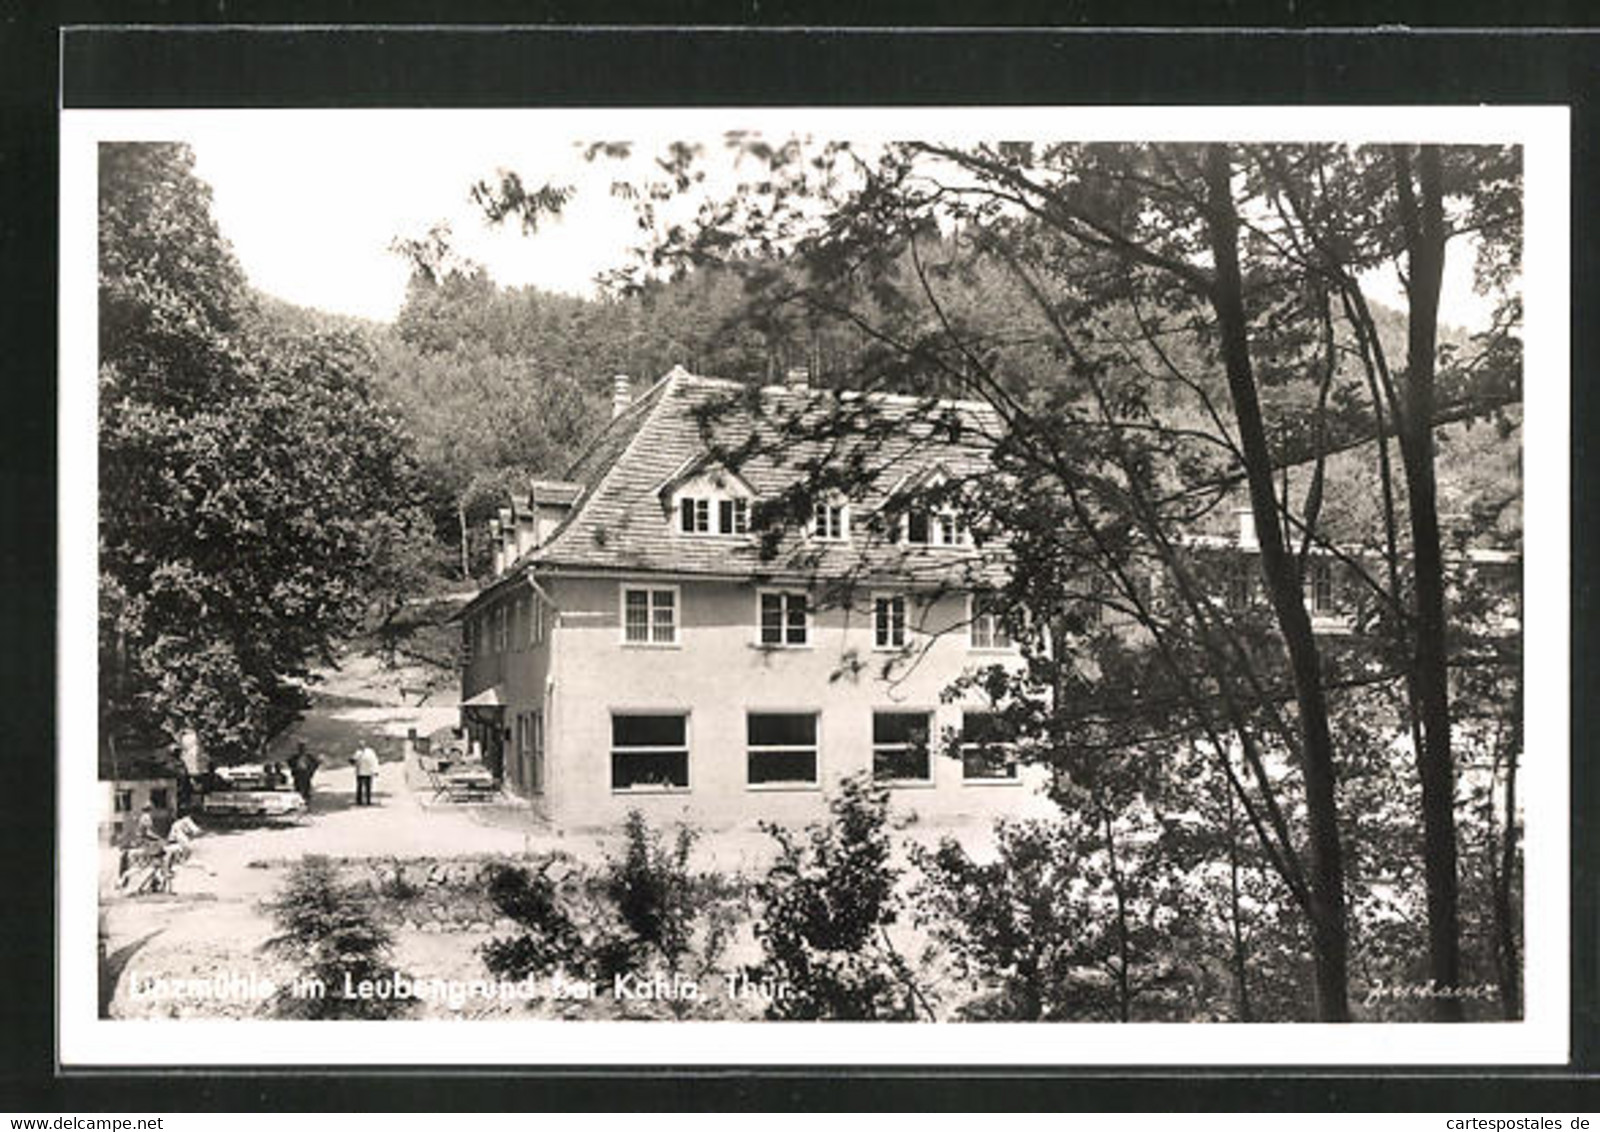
[164,814,203,870]
[352,743,380,806]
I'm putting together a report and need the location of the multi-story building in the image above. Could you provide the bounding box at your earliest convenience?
[456,365,1521,832]
[455,365,1053,830]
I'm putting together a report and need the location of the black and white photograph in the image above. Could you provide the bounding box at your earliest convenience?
[57,101,1569,1066]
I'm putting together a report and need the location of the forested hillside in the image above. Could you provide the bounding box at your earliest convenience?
[347,233,1519,585]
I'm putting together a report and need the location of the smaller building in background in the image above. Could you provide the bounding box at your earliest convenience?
[98,742,182,843]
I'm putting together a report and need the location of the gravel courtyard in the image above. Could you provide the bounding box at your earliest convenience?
[97,649,1043,1020]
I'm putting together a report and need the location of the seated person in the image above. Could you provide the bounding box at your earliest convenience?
[134,803,163,847]
[163,814,203,869]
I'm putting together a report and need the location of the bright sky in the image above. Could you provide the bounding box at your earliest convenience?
[187,114,659,321]
[154,109,1505,328]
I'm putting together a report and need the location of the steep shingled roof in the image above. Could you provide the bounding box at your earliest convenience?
[511,365,1009,586]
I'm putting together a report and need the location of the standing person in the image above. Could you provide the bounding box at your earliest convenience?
[353,742,379,806]
[176,726,210,808]
[289,741,319,802]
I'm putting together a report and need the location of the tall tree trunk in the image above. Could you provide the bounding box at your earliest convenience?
[1203,144,1350,1021]
[1495,740,1522,1019]
[1102,806,1133,1023]
[1393,144,1464,1020]
[457,498,470,581]
[1226,784,1255,1022]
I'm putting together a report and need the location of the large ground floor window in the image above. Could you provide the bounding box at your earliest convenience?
[747,712,819,787]
[961,711,1018,781]
[872,710,931,783]
[611,713,689,791]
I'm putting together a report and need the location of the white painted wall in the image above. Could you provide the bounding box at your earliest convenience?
[538,574,1052,830]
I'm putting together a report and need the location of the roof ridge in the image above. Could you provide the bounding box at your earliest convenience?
[535,367,687,563]
[558,369,677,483]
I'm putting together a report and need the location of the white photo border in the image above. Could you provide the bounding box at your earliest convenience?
[60,104,1569,1066]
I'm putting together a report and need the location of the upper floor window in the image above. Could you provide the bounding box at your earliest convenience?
[873,593,908,649]
[680,497,711,534]
[665,465,754,539]
[759,590,810,647]
[721,498,750,535]
[622,586,678,645]
[1225,561,1254,613]
[970,592,1013,651]
[812,501,848,541]
[493,603,509,653]
[678,494,748,536]
[1308,558,1335,614]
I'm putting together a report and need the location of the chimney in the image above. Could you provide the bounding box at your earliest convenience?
[515,503,537,557]
[497,506,515,568]
[785,365,810,390]
[488,517,504,575]
[1235,506,1257,549]
[612,374,632,418]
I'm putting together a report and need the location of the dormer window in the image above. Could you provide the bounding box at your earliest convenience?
[678,493,748,535]
[667,465,754,538]
[887,465,968,548]
[901,508,967,547]
[812,501,848,542]
[680,498,711,534]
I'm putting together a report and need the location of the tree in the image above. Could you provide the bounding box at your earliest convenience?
[749,775,927,1020]
[99,142,431,762]
[1247,142,1522,1019]
[478,136,1522,1021]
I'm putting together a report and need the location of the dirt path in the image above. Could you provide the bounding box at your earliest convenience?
[98,647,1028,1019]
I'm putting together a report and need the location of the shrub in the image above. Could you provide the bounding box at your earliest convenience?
[478,859,611,980]
[749,774,925,1020]
[605,810,697,973]
[480,822,737,1015]
[262,855,412,1019]
[378,860,423,903]
[911,813,1199,1021]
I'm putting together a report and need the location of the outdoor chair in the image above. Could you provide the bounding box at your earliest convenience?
[419,754,455,802]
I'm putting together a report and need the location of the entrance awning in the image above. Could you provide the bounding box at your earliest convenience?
[460,686,507,709]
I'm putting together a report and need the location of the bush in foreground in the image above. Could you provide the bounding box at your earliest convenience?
[262,855,412,1019]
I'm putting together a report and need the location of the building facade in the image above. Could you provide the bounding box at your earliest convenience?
[457,366,1053,830]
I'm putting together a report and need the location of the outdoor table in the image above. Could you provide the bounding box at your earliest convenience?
[441,765,498,802]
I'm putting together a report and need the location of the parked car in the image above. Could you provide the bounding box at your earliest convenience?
[199,762,307,819]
